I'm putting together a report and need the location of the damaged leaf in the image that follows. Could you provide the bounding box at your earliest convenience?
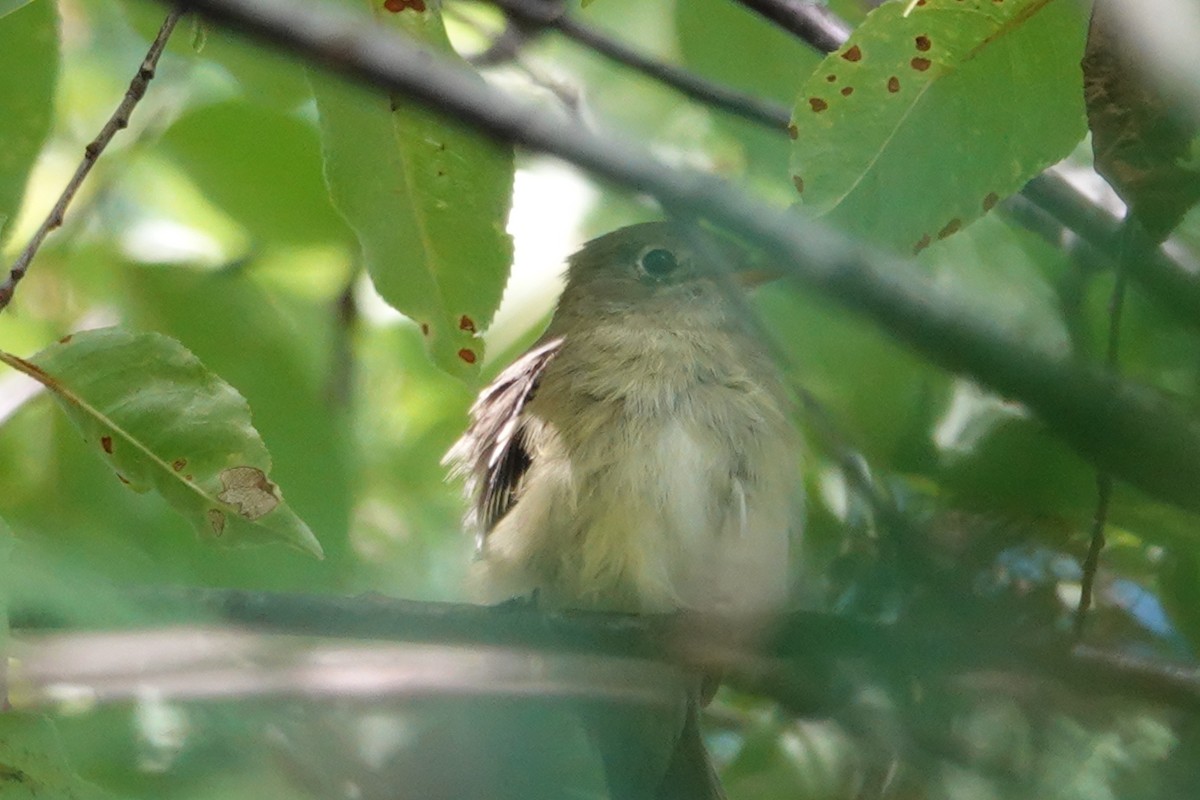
[312,0,514,378]
[0,328,322,557]
[789,0,1087,253]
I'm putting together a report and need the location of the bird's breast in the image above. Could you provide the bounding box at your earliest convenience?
[475,323,799,614]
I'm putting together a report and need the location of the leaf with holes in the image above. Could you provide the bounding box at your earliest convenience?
[0,328,322,557]
[311,0,514,378]
[789,0,1087,254]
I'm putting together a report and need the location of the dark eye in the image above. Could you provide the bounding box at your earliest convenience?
[638,247,679,278]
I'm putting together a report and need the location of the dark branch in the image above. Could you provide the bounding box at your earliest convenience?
[15,588,1199,714]
[1024,173,1200,328]
[0,9,182,314]
[167,0,1200,517]
[730,0,854,54]
[479,0,791,130]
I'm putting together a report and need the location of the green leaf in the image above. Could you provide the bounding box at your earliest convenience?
[0,0,32,18]
[676,0,820,187]
[311,0,514,379]
[159,101,352,245]
[0,519,10,651]
[0,328,322,557]
[789,0,1087,253]
[0,0,57,245]
[0,716,117,800]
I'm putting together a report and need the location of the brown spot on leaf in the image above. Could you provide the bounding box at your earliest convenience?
[787,123,798,140]
[937,218,962,239]
[911,57,932,71]
[809,97,828,113]
[218,466,280,520]
[420,323,430,336]
[915,35,931,52]
[101,435,113,454]
[913,234,932,255]
[825,74,837,83]
[173,457,187,472]
[887,76,901,93]
[116,473,130,485]
[459,315,477,333]
[983,192,999,211]
[208,509,226,536]
[841,45,862,62]
[383,0,425,11]
[793,175,805,194]
[58,334,73,345]
[841,87,854,97]
[458,348,477,364]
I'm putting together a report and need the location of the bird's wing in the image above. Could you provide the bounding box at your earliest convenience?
[444,337,563,544]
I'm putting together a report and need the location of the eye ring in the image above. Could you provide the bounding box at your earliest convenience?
[638,247,679,279]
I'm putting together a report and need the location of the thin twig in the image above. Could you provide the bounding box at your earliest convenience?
[730,0,854,54]
[479,0,792,130]
[1073,217,1135,637]
[0,9,183,314]
[1075,473,1113,635]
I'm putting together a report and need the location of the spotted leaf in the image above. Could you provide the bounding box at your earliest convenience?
[790,0,1087,254]
[0,328,322,557]
[312,0,514,378]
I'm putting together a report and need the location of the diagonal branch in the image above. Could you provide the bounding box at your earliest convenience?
[476,0,791,129]
[730,0,854,54]
[0,9,183,314]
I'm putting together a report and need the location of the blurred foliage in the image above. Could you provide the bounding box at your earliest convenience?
[1,0,1200,798]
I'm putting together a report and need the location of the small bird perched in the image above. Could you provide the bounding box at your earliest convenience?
[445,220,802,798]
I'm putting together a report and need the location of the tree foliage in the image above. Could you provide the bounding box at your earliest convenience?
[2,0,1200,798]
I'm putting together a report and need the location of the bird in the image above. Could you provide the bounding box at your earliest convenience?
[445,220,803,799]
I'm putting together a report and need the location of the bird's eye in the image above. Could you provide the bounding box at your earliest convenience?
[638,247,679,279]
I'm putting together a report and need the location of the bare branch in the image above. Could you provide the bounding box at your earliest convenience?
[477,0,791,130]
[11,588,1200,714]
[730,0,854,54]
[0,9,183,314]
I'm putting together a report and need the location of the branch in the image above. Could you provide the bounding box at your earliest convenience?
[0,9,183,314]
[1024,172,1200,327]
[730,0,853,54]
[478,0,790,130]
[10,589,1200,713]
[168,0,1200,518]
